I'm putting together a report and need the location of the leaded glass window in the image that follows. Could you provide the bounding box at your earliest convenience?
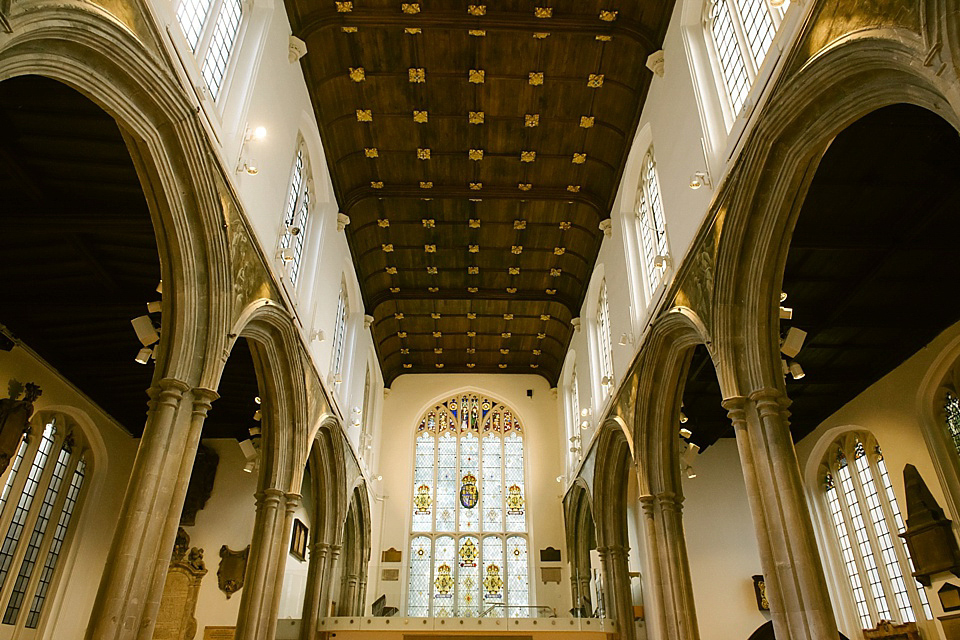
[330,282,348,388]
[705,0,785,119]
[175,0,245,101]
[821,433,930,630]
[943,392,960,458]
[278,143,311,286]
[596,281,614,394]
[407,393,531,617]
[0,415,88,632]
[635,148,668,293]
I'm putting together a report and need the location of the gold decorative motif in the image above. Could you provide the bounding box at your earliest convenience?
[507,287,517,293]
[467,4,486,15]
[537,332,546,339]
[467,363,476,368]
[595,34,612,42]
[405,27,422,34]
[403,363,413,369]
[508,267,520,275]
[540,314,551,321]
[518,183,532,191]
[520,150,536,162]
[336,1,353,12]
[382,243,394,252]
[468,29,486,36]
[546,288,557,295]
[371,181,384,189]
[572,152,587,164]
[567,185,580,192]
[468,266,479,274]
[467,331,476,337]
[534,7,553,18]
[420,181,433,188]
[499,364,507,369]
[400,348,410,354]
[511,246,523,254]
[468,111,485,124]
[504,314,514,320]
[385,266,398,274]
[356,109,373,121]
[580,116,595,128]
[434,347,442,353]
[364,147,379,158]
[469,70,485,83]
[559,221,571,230]
[599,10,618,21]
[587,74,604,87]
[467,287,478,293]
[469,182,482,190]
[342,26,358,32]
[428,286,439,292]
[530,363,539,368]
[525,114,540,127]
[424,244,436,252]
[514,220,526,230]
[402,3,420,14]
[377,218,389,227]
[435,363,444,369]
[533,32,550,39]
[469,219,481,228]
[529,72,544,85]
[467,347,476,353]
[431,312,441,319]
[398,331,408,338]
[349,67,365,82]
[469,149,484,161]
[409,68,426,83]
[467,312,477,319]
[422,218,435,227]
[395,313,405,320]
[427,266,438,274]
[417,148,431,160]
[550,268,562,277]
[413,110,429,123]
[500,348,510,355]
[391,286,401,293]
[554,247,565,255]
[469,244,479,253]
[533,349,542,355]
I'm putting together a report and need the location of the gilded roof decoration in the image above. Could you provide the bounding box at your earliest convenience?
[587,74,604,87]
[580,116,595,128]
[468,111,485,124]
[467,4,485,15]
[336,1,352,12]
[349,67,365,82]
[529,72,544,85]
[401,3,420,14]
[409,68,426,83]
[413,110,428,123]
[356,109,373,121]
[534,7,553,18]
[525,114,540,127]
[469,70,485,83]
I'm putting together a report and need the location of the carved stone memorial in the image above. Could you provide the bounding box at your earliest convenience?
[153,528,206,640]
[900,464,960,585]
[218,545,249,599]
[0,380,40,475]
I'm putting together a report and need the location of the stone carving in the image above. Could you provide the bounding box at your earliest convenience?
[0,380,41,475]
[900,464,960,585]
[218,545,250,599]
[154,528,206,640]
[181,443,219,526]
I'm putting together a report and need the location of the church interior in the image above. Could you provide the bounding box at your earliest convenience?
[1,1,960,639]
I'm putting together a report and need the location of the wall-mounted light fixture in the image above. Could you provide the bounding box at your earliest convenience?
[237,125,267,175]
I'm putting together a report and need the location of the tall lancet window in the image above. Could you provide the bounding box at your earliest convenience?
[175,0,244,100]
[820,432,931,631]
[407,393,530,618]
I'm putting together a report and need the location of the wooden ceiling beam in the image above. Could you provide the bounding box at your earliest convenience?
[296,9,658,51]
[341,184,607,217]
[366,289,578,317]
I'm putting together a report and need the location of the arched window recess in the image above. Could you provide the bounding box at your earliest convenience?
[633,148,670,295]
[277,141,312,288]
[407,393,531,618]
[175,0,246,102]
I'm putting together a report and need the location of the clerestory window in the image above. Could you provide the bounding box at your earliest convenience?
[278,142,311,286]
[407,393,530,618]
[175,0,244,101]
[330,281,348,389]
[596,281,614,395]
[635,148,669,294]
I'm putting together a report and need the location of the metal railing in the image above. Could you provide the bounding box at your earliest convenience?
[479,603,557,618]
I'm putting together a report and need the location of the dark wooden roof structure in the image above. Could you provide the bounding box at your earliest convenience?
[284,0,676,385]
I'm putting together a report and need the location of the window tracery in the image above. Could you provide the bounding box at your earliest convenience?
[330,281,348,388]
[407,393,530,617]
[820,432,931,630]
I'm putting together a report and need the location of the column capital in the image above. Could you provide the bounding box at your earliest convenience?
[638,494,657,519]
[191,387,219,416]
[656,491,684,512]
[285,492,302,513]
[149,377,191,409]
[722,396,748,423]
[750,387,789,413]
[602,544,629,560]
[256,488,285,508]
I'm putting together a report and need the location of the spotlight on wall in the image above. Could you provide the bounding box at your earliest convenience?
[788,360,805,380]
[779,306,793,320]
[556,475,564,483]
[600,375,613,387]
[131,315,160,346]
[679,427,692,439]
[156,280,163,294]
[249,425,261,437]
[135,347,153,365]
[679,410,688,424]
[286,225,301,236]
[780,327,807,358]
[253,409,261,421]
[768,0,785,7]
[251,126,267,141]
[310,329,325,343]
[238,158,259,175]
[237,125,267,175]
[653,253,671,269]
[580,420,590,430]
[277,247,295,263]
[239,438,259,473]
[688,171,711,190]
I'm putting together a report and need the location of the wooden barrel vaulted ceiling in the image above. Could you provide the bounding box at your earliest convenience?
[284,0,675,385]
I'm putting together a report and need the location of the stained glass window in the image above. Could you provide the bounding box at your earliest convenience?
[279,144,311,286]
[175,0,244,102]
[407,393,530,617]
[944,393,960,457]
[705,0,785,119]
[821,433,930,630]
[0,415,87,631]
[636,148,668,294]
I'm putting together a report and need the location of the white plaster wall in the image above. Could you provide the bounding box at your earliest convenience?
[681,439,768,640]
[372,374,568,616]
[183,438,259,634]
[0,347,137,640]
[277,466,314,620]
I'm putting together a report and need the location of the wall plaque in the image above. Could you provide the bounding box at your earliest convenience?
[382,568,400,581]
[202,627,235,640]
[381,547,402,563]
[218,545,249,599]
[153,528,206,640]
[539,547,561,562]
[540,567,562,584]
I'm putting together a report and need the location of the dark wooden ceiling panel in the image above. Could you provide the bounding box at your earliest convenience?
[284,0,675,384]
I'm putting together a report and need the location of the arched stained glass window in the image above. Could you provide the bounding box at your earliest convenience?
[0,413,88,632]
[407,393,530,617]
[943,392,960,457]
[821,433,931,631]
[175,0,244,100]
[704,0,786,119]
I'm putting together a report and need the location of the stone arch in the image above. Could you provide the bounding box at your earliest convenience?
[337,480,372,616]
[563,479,596,616]
[0,2,233,390]
[712,30,960,397]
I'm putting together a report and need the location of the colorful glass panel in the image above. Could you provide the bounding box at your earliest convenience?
[408,536,432,616]
[436,433,457,531]
[433,536,455,616]
[482,536,505,615]
[459,434,479,532]
[504,433,525,532]
[482,434,503,532]
[506,536,529,617]
[412,433,434,532]
[458,536,480,616]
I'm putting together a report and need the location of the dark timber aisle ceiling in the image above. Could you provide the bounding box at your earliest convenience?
[284,0,675,385]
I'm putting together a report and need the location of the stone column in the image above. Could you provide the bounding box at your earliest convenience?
[723,390,838,640]
[235,489,300,640]
[356,576,368,616]
[338,573,359,616]
[639,495,667,640]
[299,541,329,640]
[326,545,342,617]
[87,378,210,640]
[656,492,699,640]
[602,544,636,640]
